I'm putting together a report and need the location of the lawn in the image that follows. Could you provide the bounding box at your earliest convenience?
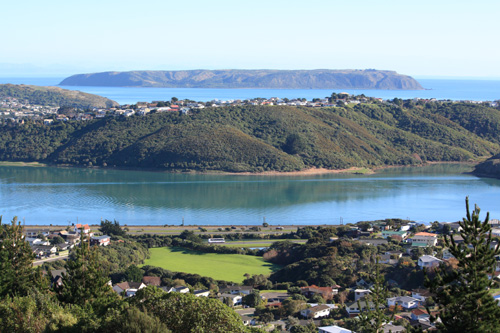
[143,247,281,283]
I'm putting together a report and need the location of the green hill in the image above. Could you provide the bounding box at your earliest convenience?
[59,69,423,90]
[0,84,119,108]
[1,102,499,172]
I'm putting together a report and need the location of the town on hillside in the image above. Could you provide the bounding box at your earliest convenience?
[1,92,499,124]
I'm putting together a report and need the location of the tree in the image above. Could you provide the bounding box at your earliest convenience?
[0,216,44,298]
[356,258,393,333]
[425,197,500,331]
[125,264,143,282]
[51,235,65,245]
[58,232,116,306]
[99,219,126,237]
[141,292,248,332]
[243,290,262,307]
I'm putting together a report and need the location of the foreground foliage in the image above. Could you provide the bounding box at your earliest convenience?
[425,198,500,332]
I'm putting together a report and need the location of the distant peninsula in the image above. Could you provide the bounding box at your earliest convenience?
[0,84,118,109]
[59,69,424,90]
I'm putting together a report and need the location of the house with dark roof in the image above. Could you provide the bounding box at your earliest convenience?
[219,285,253,295]
[142,276,161,286]
[300,285,336,300]
[112,281,146,297]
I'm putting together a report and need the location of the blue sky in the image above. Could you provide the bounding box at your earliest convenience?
[2,0,499,77]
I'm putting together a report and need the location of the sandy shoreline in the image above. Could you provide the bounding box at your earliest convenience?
[1,160,478,177]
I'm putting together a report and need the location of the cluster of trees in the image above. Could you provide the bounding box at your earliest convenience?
[1,102,500,171]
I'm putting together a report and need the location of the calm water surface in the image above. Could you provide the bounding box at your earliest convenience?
[0,77,499,103]
[0,164,499,226]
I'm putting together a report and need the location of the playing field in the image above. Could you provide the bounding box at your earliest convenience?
[143,247,281,283]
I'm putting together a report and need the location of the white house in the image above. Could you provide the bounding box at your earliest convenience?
[193,289,210,297]
[113,282,146,297]
[219,293,242,306]
[318,326,352,333]
[90,235,110,246]
[300,304,331,318]
[412,288,433,303]
[387,296,420,309]
[354,289,371,301]
[208,238,225,244]
[411,232,438,247]
[418,255,443,269]
[345,301,385,315]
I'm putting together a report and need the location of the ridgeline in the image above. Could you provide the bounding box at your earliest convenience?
[59,69,423,90]
[1,101,500,172]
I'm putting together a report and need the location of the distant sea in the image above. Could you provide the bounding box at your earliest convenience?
[0,77,499,105]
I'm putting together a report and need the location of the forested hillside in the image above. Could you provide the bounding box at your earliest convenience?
[1,102,500,172]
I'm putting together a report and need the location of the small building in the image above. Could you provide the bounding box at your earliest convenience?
[142,276,161,287]
[418,255,443,269]
[345,300,385,316]
[300,285,336,300]
[90,235,110,246]
[193,289,210,297]
[113,282,146,297]
[387,296,420,310]
[318,326,352,333]
[354,289,371,301]
[381,230,408,239]
[220,285,253,295]
[411,232,438,247]
[300,304,331,318]
[219,293,243,306]
[411,288,434,303]
[208,238,225,244]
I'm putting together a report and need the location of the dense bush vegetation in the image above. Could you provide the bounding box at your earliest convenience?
[1,102,499,172]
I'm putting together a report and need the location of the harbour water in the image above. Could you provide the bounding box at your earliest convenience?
[0,77,499,104]
[1,164,499,226]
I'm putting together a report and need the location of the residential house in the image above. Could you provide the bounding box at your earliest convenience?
[410,308,430,321]
[418,255,443,269]
[219,293,243,306]
[193,289,210,297]
[381,230,408,239]
[387,296,420,310]
[300,304,331,319]
[174,286,190,293]
[318,326,352,333]
[354,289,371,301]
[240,315,256,326]
[50,269,66,288]
[112,282,146,297]
[411,232,438,247]
[357,238,388,246]
[381,323,405,333]
[411,288,434,303]
[442,248,455,260]
[90,235,110,246]
[32,245,58,257]
[378,254,398,265]
[208,238,225,244]
[345,300,385,316]
[220,285,253,295]
[142,276,161,287]
[74,224,92,236]
[300,285,336,300]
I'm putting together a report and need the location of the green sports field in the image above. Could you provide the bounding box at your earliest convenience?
[143,247,281,283]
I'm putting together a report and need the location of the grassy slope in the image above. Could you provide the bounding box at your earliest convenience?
[143,247,281,283]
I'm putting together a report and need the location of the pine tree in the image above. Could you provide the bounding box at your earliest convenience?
[425,197,500,332]
[58,231,115,306]
[0,216,42,298]
[356,258,393,333]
